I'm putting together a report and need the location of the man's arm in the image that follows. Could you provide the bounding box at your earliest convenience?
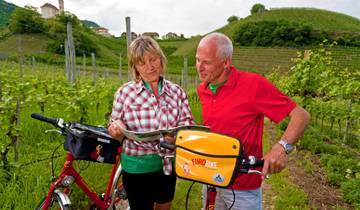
[262,105,310,178]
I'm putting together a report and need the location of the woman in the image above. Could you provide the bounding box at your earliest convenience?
[108,36,194,210]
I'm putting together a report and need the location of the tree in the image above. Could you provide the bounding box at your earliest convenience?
[46,13,98,55]
[227,15,239,23]
[8,7,45,34]
[233,20,323,47]
[24,4,38,12]
[251,3,266,15]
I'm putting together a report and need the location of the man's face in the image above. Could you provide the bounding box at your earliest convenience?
[195,40,227,84]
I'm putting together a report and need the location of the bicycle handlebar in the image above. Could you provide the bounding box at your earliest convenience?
[159,141,176,150]
[31,113,64,128]
[251,160,264,168]
[31,113,60,128]
[239,157,264,173]
[31,112,117,141]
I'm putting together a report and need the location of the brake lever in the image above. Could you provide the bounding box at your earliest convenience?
[247,169,263,175]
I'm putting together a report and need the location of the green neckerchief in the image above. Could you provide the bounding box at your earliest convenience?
[143,78,163,95]
[208,80,226,94]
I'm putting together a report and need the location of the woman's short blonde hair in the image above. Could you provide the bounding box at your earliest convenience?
[127,36,167,81]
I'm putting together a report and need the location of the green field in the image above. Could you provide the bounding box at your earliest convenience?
[1,41,359,208]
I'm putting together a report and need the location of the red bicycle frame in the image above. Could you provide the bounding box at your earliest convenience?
[41,147,123,210]
[205,186,217,210]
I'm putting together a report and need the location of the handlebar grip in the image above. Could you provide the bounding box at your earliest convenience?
[160,141,176,150]
[252,159,264,168]
[31,113,59,127]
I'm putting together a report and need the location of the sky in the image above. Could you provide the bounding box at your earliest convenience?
[6,0,360,38]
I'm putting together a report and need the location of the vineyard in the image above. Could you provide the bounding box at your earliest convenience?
[267,43,360,209]
[232,46,360,74]
[0,42,359,209]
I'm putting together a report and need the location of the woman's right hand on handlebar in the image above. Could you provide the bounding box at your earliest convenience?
[108,120,126,141]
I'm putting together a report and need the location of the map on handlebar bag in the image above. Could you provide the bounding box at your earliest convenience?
[120,125,210,142]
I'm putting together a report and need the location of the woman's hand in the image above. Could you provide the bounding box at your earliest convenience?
[108,120,126,141]
[164,134,175,144]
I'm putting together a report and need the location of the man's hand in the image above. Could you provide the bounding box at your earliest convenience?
[108,120,125,141]
[261,143,287,179]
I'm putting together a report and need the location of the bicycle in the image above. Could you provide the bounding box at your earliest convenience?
[160,129,264,210]
[31,113,128,210]
[32,111,262,210]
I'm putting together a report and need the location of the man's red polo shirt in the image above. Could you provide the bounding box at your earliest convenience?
[197,66,296,190]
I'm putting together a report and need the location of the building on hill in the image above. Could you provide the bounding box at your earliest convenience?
[121,32,138,40]
[164,32,179,39]
[142,32,159,39]
[40,0,64,19]
[96,27,112,37]
[40,3,58,19]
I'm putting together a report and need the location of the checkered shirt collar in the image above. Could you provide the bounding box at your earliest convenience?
[134,76,171,96]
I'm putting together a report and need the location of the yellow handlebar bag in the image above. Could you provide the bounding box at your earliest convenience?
[174,130,244,188]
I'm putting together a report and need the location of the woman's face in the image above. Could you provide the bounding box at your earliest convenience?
[135,53,162,83]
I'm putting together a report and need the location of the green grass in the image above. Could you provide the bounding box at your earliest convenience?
[268,170,309,210]
[0,33,48,54]
[158,39,188,48]
[173,180,202,210]
[172,36,201,57]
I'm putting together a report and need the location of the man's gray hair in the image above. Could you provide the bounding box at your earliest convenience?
[200,32,233,60]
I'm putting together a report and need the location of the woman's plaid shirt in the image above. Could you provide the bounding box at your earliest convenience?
[110,78,194,174]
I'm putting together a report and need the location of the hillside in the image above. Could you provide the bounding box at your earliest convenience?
[172,7,360,73]
[0,33,48,54]
[175,8,360,57]
[0,0,122,66]
[81,20,100,29]
[219,7,360,37]
[1,6,359,74]
[0,0,17,28]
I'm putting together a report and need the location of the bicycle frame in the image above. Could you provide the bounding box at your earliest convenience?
[41,147,122,210]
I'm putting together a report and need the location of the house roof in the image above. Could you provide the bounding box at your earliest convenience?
[166,32,178,36]
[40,3,58,10]
[142,32,159,36]
[96,27,108,31]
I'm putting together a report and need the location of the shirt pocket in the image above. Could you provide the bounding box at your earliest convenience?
[159,102,179,128]
[124,104,157,131]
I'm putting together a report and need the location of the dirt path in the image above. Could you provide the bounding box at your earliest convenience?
[263,122,353,210]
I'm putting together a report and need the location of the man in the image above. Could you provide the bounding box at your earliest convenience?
[196,32,310,210]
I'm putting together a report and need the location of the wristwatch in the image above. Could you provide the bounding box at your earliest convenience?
[278,139,294,154]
